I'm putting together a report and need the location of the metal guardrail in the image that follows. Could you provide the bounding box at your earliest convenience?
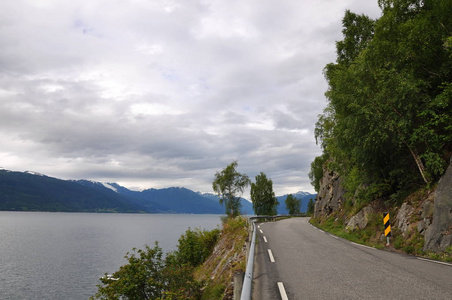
[240,219,256,300]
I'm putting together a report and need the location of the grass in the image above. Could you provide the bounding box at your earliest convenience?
[194,216,249,300]
[310,213,385,249]
[310,215,452,263]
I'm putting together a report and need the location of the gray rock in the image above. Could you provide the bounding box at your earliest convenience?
[346,207,374,231]
[396,203,413,237]
[424,158,452,252]
[314,167,346,218]
[421,200,434,219]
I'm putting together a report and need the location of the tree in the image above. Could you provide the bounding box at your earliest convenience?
[212,161,251,217]
[307,198,315,216]
[314,1,452,204]
[91,242,201,300]
[285,194,300,215]
[250,172,278,216]
[308,154,328,193]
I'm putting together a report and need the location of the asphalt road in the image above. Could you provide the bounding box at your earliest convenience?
[252,217,452,300]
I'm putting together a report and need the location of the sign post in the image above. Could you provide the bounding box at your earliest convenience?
[383,212,391,246]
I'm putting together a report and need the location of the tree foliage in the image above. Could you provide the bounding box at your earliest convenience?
[176,227,220,267]
[212,161,251,217]
[250,172,278,216]
[308,154,328,193]
[91,243,201,300]
[312,0,452,204]
[91,226,222,300]
[307,198,315,216]
[284,194,300,215]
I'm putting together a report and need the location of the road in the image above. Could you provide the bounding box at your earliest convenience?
[252,217,452,300]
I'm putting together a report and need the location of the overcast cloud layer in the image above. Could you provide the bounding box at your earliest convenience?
[0,0,381,197]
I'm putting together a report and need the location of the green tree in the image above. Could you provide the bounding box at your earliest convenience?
[250,172,278,216]
[307,198,315,216]
[212,161,251,217]
[284,194,300,215]
[315,0,452,203]
[308,154,328,192]
[91,242,201,300]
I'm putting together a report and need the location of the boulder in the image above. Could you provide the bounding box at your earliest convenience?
[424,158,452,252]
[346,207,374,231]
[396,203,414,237]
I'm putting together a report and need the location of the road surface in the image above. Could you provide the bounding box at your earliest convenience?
[252,217,452,300]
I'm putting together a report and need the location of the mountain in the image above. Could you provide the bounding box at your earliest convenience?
[0,168,313,215]
[0,170,139,212]
[0,169,255,214]
[198,192,254,215]
[276,192,317,214]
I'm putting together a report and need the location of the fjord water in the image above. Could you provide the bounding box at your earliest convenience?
[0,212,222,299]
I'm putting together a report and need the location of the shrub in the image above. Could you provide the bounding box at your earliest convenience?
[91,242,201,300]
[177,227,221,267]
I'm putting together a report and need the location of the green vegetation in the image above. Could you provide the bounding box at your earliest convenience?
[310,209,452,262]
[307,198,315,216]
[195,217,248,300]
[176,227,221,267]
[312,0,452,205]
[212,161,251,217]
[91,242,202,300]
[284,194,300,215]
[91,217,249,300]
[310,214,385,250]
[251,172,279,216]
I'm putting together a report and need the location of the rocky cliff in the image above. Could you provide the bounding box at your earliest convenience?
[313,166,345,218]
[424,158,452,252]
[313,159,452,253]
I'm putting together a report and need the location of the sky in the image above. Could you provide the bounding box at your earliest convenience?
[0,0,382,198]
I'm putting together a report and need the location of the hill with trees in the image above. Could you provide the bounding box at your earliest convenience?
[310,0,452,257]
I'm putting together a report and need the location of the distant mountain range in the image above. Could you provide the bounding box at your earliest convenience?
[0,169,315,214]
[276,192,316,214]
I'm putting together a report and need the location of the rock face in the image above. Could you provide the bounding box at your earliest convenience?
[424,158,452,252]
[314,167,346,218]
[396,203,414,237]
[346,207,374,231]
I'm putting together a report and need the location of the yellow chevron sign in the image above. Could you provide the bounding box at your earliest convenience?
[384,213,391,237]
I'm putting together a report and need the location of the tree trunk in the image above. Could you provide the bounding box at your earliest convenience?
[405,142,429,184]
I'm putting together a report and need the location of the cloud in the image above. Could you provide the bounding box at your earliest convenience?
[0,0,381,197]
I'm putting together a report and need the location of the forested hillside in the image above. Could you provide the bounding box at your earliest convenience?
[310,0,452,206]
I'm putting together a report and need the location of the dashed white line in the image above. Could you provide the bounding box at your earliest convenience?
[263,236,268,243]
[277,282,289,300]
[319,229,324,233]
[329,234,339,239]
[260,229,264,234]
[268,249,275,262]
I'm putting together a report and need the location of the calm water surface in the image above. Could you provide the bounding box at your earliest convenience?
[0,212,222,299]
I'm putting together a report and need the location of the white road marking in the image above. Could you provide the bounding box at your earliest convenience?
[268,249,275,262]
[258,225,260,229]
[277,282,289,300]
[263,236,268,243]
[319,229,324,233]
[260,229,264,234]
[329,234,339,239]
[417,257,452,267]
[351,242,376,250]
